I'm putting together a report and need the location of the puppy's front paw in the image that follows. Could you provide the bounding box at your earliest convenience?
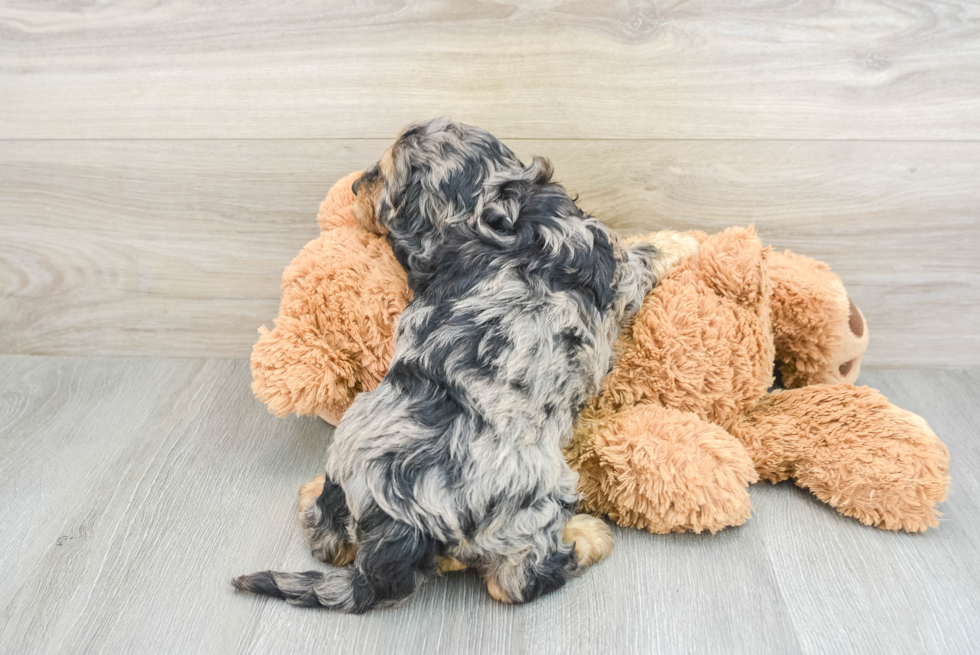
[563,514,614,568]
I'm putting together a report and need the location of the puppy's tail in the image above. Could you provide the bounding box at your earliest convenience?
[234,511,439,614]
[233,567,376,613]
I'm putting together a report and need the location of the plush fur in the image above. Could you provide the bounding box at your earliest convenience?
[250,187,950,536]
[236,119,663,612]
[768,251,870,387]
[570,227,948,533]
[249,172,409,424]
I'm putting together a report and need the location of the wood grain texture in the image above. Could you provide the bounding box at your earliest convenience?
[0,357,977,654]
[1,0,979,140]
[3,2,977,652]
[2,139,977,364]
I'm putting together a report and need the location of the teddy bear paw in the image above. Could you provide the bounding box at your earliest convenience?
[794,401,950,532]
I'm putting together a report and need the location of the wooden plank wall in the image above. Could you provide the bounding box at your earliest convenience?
[1,1,978,365]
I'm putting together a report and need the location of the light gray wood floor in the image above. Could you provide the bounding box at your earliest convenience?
[0,356,977,654]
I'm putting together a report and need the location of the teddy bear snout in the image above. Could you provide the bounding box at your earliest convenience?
[839,359,855,377]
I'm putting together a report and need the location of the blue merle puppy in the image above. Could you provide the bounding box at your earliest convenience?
[234,118,661,613]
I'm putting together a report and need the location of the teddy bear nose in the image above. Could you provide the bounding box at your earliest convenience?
[351,179,360,195]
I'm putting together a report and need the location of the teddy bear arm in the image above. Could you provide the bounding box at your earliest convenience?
[250,245,364,421]
[250,224,410,423]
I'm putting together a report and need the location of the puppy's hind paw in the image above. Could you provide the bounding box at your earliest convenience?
[436,556,468,574]
[486,575,515,604]
[563,514,614,568]
[298,475,325,513]
[298,474,357,566]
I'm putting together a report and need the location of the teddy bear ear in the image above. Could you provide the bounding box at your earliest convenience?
[317,171,362,232]
[679,227,770,305]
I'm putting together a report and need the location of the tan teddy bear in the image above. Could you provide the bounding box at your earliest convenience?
[570,227,948,533]
[252,173,949,534]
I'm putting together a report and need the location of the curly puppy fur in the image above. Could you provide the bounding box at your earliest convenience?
[235,119,660,612]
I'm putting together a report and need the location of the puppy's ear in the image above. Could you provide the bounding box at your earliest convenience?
[473,156,555,241]
[513,166,619,312]
[526,156,554,186]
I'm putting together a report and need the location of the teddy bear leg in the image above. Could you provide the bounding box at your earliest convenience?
[568,404,759,534]
[298,473,358,566]
[731,385,950,532]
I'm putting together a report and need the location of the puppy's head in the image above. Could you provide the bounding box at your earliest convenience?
[353,118,559,289]
[351,145,395,235]
[352,118,548,233]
